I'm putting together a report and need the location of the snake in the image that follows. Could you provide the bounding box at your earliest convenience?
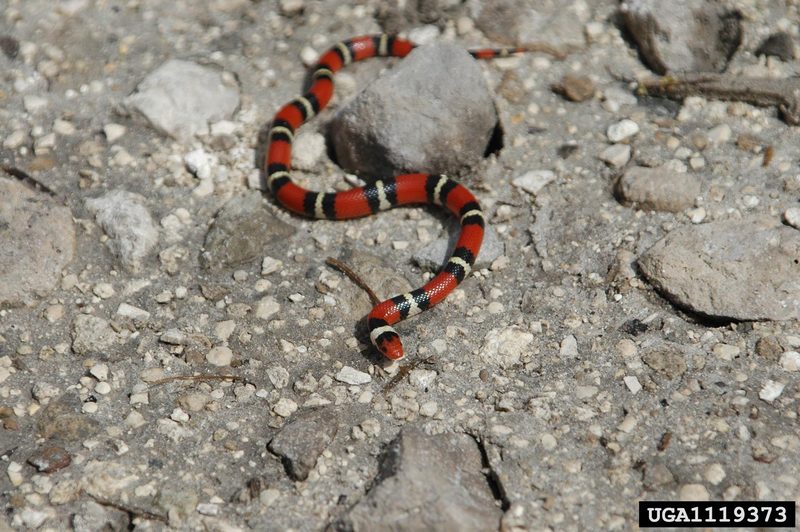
[265,34,525,360]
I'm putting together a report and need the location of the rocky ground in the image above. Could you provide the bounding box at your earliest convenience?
[1,0,799,530]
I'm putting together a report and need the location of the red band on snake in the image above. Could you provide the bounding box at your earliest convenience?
[265,35,525,360]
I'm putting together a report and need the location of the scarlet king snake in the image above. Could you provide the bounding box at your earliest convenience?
[265,35,527,360]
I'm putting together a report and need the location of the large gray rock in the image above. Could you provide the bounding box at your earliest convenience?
[267,408,338,481]
[126,59,240,142]
[201,193,296,271]
[621,0,742,74]
[330,43,497,178]
[336,427,502,532]
[85,190,158,272]
[638,216,800,320]
[616,166,700,213]
[0,178,75,307]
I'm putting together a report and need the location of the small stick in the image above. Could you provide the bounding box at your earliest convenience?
[637,74,800,126]
[148,374,248,388]
[382,356,434,393]
[85,493,168,523]
[325,257,380,306]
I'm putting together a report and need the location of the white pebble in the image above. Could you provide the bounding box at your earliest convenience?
[93,282,115,299]
[606,119,639,142]
[623,375,642,394]
[598,144,631,167]
[104,123,127,142]
[335,366,371,385]
[780,351,800,371]
[256,296,280,320]
[90,363,109,381]
[117,302,150,321]
[783,207,800,229]
[262,256,282,275]
[273,397,298,417]
[171,408,190,422]
[95,382,111,395]
[559,335,578,358]
[707,124,731,144]
[759,380,785,402]
[419,401,438,417]
[704,463,726,485]
[512,170,555,195]
[679,483,709,501]
[53,119,76,135]
[206,346,233,367]
[184,148,217,180]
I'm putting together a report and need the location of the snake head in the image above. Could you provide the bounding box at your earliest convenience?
[369,323,404,360]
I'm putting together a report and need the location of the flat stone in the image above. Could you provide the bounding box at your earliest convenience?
[479,326,534,368]
[27,446,72,473]
[126,59,240,142]
[621,0,742,74]
[329,43,496,177]
[0,178,75,307]
[85,190,158,272]
[616,166,700,212]
[201,193,296,271]
[268,407,338,481]
[334,248,414,318]
[638,216,800,320]
[336,427,502,531]
[641,342,688,380]
[72,501,129,532]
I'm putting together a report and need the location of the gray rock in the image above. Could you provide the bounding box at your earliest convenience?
[616,166,700,212]
[201,193,296,271]
[337,427,502,531]
[0,178,75,307]
[85,190,158,272]
[268,408,338,481]
[72,315,117,355]
[473,0,589,49]
[638,216,800,320]
[126,59,240,142]
[413,223,503,271]
[621,0,742,74]
[644,462,676,489]
[72,501,129,532]
[329,43,496,177]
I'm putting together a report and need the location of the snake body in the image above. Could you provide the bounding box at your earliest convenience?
[265,35,524,360]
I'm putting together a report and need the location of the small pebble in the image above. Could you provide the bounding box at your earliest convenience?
[679,483,709,501]
[93,282,115,299]
[704,463,726,485]
[104,123,127,143]
[273,398,298,417]
[335,366,371,385]
[95,382,111,395]
[780,351,800,371]
[606,119,639,142]
[623,376,641,394]
[707,124,731,145]
[206,346,233,367]
[783,207,800,229]
[512,170,555,195]
[599,144,631,167]
[759,380,785,402]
